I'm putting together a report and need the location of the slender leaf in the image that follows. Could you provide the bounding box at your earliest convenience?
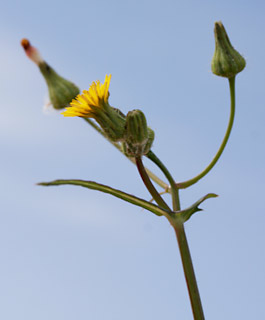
[38,179,170,217]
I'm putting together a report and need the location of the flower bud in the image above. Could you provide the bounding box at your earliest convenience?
[122,109,154,157]
[38,62,80,109]
[21,39,79,109]
[211,22,246,78]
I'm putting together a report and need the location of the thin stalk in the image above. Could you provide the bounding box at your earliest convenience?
[82,118,168,190]
[173,223,205,320]
[147,151,180,210]
[135,156,171,211]
[178,76,236,189]
[83,117,122,153]
[131,158,169,190]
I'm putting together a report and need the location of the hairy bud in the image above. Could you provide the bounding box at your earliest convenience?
[122,109,154,157]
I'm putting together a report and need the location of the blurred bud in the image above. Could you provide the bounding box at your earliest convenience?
[122,109,154,157]
[38,62,80,110]
[211,22,246,78]
[21,39,44,64]
[21,39,79,109]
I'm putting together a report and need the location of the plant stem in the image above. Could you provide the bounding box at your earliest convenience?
[177,76,236,189]
[82,118,168,190]
[83,117,123,153]
[147,151,180,210]
[170,183,205,319]
[173,223,205,320]
[132,158,169,191]
[135,156,171,211]
[137,153,205,319]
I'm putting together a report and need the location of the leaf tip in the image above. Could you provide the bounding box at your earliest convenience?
[37,182,50,186]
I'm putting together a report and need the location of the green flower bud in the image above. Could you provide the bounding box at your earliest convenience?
[39,62,80,110]
[21,39,79,109]
[122,109,155,157]
[211,22,246,78]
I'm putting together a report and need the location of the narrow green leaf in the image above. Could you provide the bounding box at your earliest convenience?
[38,179,170,217]
[176,193,218,222]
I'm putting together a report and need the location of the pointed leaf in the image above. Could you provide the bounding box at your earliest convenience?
[177,193,218,222]
[38,179,170,217]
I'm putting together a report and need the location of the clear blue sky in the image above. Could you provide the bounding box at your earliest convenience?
[1,0,265,319]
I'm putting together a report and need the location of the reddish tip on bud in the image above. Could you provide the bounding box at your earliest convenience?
[20,38,43,65]
[21,38,30,50]
[20,38,80,109]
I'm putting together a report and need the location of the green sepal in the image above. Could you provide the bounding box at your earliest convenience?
[170,193,218,225]
[38,179,171,217]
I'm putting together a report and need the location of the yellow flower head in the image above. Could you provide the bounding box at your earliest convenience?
[62,74,112,118]
[62,74,126,141]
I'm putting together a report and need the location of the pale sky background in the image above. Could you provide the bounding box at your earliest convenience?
[1,0,265,319]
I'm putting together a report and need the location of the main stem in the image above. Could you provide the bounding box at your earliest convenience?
[173,223,205,320]
[173,77,236,317]
[147,78,236,317]
[136,155,205,319]
[178,76,236,189]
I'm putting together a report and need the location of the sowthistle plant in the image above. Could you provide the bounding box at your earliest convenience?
[21,21,246,320]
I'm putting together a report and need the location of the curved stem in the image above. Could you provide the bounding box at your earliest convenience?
[135,156,171,211]
[82,118,168,190]
[177,76,236,189]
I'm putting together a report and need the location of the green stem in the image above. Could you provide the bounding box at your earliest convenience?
[173,223,205,320]
[169,76,237,318]
[139,152,205,319]
[147,151,180,210]
[83,117,122,153]
[178,76,236,189]
[135,156,171,211]
[82,118,168,190]
[130,158,168,190]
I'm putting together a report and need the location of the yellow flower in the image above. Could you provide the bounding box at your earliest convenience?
[62,74,126,141]
[62,74,112,118]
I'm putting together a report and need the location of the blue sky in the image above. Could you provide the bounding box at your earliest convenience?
[1,0,265,319]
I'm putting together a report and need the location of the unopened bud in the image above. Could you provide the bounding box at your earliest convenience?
[21,39,44,65]
[21,38,79,109]
[38,62,80,109]
[122,109,154,157]
[211,22,246,78]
